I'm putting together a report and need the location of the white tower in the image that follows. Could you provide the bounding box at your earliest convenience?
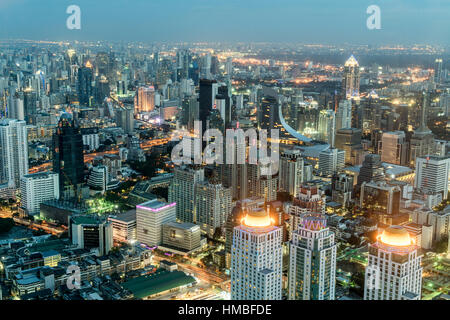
[231,207,282,300]
[364,226,423,300]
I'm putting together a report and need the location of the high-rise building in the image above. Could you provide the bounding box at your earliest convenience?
[69,215,113,256]
[357,154,385,187]
[279,149,304,197]
[317,109,336,147]
[415,155,450,200]
[342,55,360,99]
[335,128,362,165]
[434,58,443,83]
[195,181,232,236]
[289,184,326,233]
[0,119,29,188]
[77,63,94,106]
[198,79,218,135]
[331,173,353,207]
[380,131,409,166]
[136,199,176,247]
[134,86,156,113]
[360,181,401,217]
[364,226,422,300]
[115,107,134,134]
[231,207,282,300]
[288,213,337,300]
[52,114,85,200]
[20,172,59,216]
[318,148,345,176]
[168,165,205,223]
[336,99,352,130]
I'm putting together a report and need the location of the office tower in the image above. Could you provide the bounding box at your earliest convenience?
[134,86,156,113]
[8,92,24,120]
[168,165,205,223]
[136,199,176,247]
[336,99,352,130]
[87,165,109,194]
[195,181,232,236]
[231,207,282,300]
[77,63,94,106]
[20,172,59,216]
[364,226,422,300]
[342,55,360,99]
[258,174,278,202]
[357,154,385,186]
[409,92,435,167]
[317,109,336,147]
[380,131,409,165]
[335,128,362,165]
[126,134,145,162]
[279,149,304,197]
[115,106,134,134]
[69,215,113,256]
[23,89,37,124]
[0,119,29,188]
[52,114,85,200]
[198,79,218,135]
[216,85,232,129]
[288,213,337,300]
[318,148,345,176]
[415,155,450,200]
[162,221,202,253]
[225,57,233,76]
[289,184,326,233]
[434,58,443,83]
[360,181,401,217]
[331,173,354,207]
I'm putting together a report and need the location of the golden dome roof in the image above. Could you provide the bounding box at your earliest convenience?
[379,226,413,247]
[242,208,272,228]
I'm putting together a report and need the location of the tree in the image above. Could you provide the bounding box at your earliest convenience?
[435,236,449,254]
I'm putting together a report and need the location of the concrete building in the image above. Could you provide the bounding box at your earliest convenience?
[20,172,59,216]
[415,155,450,200]
[69,215,113,256]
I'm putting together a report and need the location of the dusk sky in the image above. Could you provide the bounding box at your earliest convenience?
[0,0,449,44]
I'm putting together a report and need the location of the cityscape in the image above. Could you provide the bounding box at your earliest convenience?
[0,1,449,306]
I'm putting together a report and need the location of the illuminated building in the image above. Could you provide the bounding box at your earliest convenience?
[288,213,337,300]
[108,210,137,243]
[288,184,326,233]
[364,226,422,300]
[134,86,156,113]
[279,149,304,197]
[0,119,29,189]
[161,221,202,254]
[434,58,443,83]
[331,173,353,207]
[136,199,176,247]
[415,155,450,200]
[231,207,282,300]
[342,55,360,100]
[335,128,362,165]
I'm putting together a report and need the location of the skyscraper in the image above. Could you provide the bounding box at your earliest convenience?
[357,154,385,187]
[318,148,345,176]
[135,86,156,113]
[77,62,94,106]
[434,58,443,83]
[380,131,409,166]
[168,165,205,223]
[336,99,352,130]
[317,109,336,147]
[415,155,450,200]
[0,118,29,188]
[52,114,85,200]
[231,206,282,300]
[278,149,304,197]
[288,213,337,300]
[288,184,326,233]
[342,55,360,99]
[20,172,59,216]
[198,79,218,135]
[364,226,422,300]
